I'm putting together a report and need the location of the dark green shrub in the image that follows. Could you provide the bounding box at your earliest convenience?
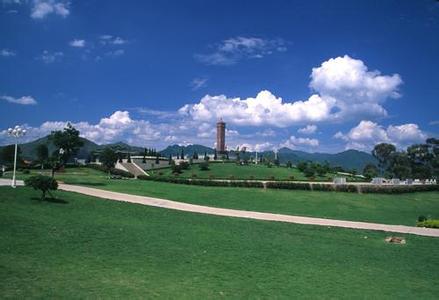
[22,169,30,174]
[418,215,428,222]
[180,161,190,170]
[199,161,209,171]
[191,173,197,178]
[24,175,58,200]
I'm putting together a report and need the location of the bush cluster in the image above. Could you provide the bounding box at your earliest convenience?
[86,164,134,178]
[416,219,439,228]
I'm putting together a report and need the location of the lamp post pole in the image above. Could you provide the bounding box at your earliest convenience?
[7,125,26,188]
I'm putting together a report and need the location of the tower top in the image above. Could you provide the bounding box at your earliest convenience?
[217,118,225,124]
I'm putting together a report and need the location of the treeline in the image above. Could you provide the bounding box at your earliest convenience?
[365,138,439,179]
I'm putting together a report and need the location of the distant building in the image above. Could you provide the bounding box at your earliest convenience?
[216,118,226,153]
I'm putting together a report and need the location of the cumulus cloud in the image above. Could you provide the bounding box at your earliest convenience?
[181,56,402,127]
[1,49,16,57]
[310,55,402,119]
[69,39,85,48]
[0,95,37,105]
[280,135,319,149]
[31,0,70,19]
[179,90,334,127]
[298,124,317,135]
[334,120,427,150]
[195,36,287,66]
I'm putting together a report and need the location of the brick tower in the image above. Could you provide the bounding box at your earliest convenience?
[216,118,226,153]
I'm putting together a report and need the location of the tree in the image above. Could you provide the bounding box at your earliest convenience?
[50,123,84,165]
[24,175,58,200]
[214,149,218,160]
[363,163,378,180]
[297,161,308,172]
[35,144,49,169]
[168,154,173,165]
[180,148,184,160]
[304,166,315,178]
[142,148,147,163]
[204,151,209,161]
[406,143,431,179]
[388,152,412,179]
[127,154,132,163]
[100,147,118,178]
[193,151,198,160]
[315,163,327,177]
[1,144,21,166]
[372,143,396,176]
[155,154,160,164]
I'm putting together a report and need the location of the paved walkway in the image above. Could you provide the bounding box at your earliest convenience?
[2,179,438,237]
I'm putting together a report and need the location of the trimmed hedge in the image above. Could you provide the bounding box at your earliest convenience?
[138,175,264,188]
[86,164,135,178]
[416,220,439,228]
[137,175,439,194]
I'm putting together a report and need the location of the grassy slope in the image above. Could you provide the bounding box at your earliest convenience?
[1,187,439,298]
[149,162,352,181]
[5,168,439,226]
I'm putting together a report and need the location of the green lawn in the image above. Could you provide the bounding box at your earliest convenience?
[5,167,439,226]
[149,162,361,181]
[1,187,439,298]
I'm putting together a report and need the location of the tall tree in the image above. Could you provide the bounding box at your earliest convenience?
[363,163,378,180]
[389,152,412,179]
[100,147,118,179]
[50,123,84,165]
[372,143,396,176]
[214,149,218,160]
[35,144,49,169]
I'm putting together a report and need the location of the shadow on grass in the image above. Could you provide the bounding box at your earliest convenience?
[31,197,69,204]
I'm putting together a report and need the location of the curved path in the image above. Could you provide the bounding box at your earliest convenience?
[2,179,438,237]
[57,183,439,238]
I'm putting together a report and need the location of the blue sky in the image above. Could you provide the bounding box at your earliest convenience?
[1,0,438,152]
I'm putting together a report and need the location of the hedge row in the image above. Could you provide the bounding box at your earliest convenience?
[138,175,263,188]
[416,220,439,228]
[138,175,439,194]
[86,164,135,178]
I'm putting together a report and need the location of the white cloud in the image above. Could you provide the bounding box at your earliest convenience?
[0,95,37,105]
[181,56,402,127]
[280,135,319,149]
[106,49,125,57]
[195,36,287,66]
[37,50,63,63]
[31,0,70,19]
[310,55,402,119]
[179,90,334,127]
[99,35,127,45]
[190,78,208,90]
[69,39,85,48]
[334,120,427,150]
[298,124,317,135]
[1,49,16,57]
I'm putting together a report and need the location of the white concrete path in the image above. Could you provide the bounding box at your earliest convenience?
[1,179,438,237]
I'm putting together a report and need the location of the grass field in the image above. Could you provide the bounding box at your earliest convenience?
[148,162,366,181]
[4,168,439,226]
[1,187,439,298]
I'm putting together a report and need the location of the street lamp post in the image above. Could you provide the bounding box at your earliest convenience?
[7,125,26,188]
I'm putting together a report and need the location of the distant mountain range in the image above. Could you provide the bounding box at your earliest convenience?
[160,145,376,171]
[1,136,376,171]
